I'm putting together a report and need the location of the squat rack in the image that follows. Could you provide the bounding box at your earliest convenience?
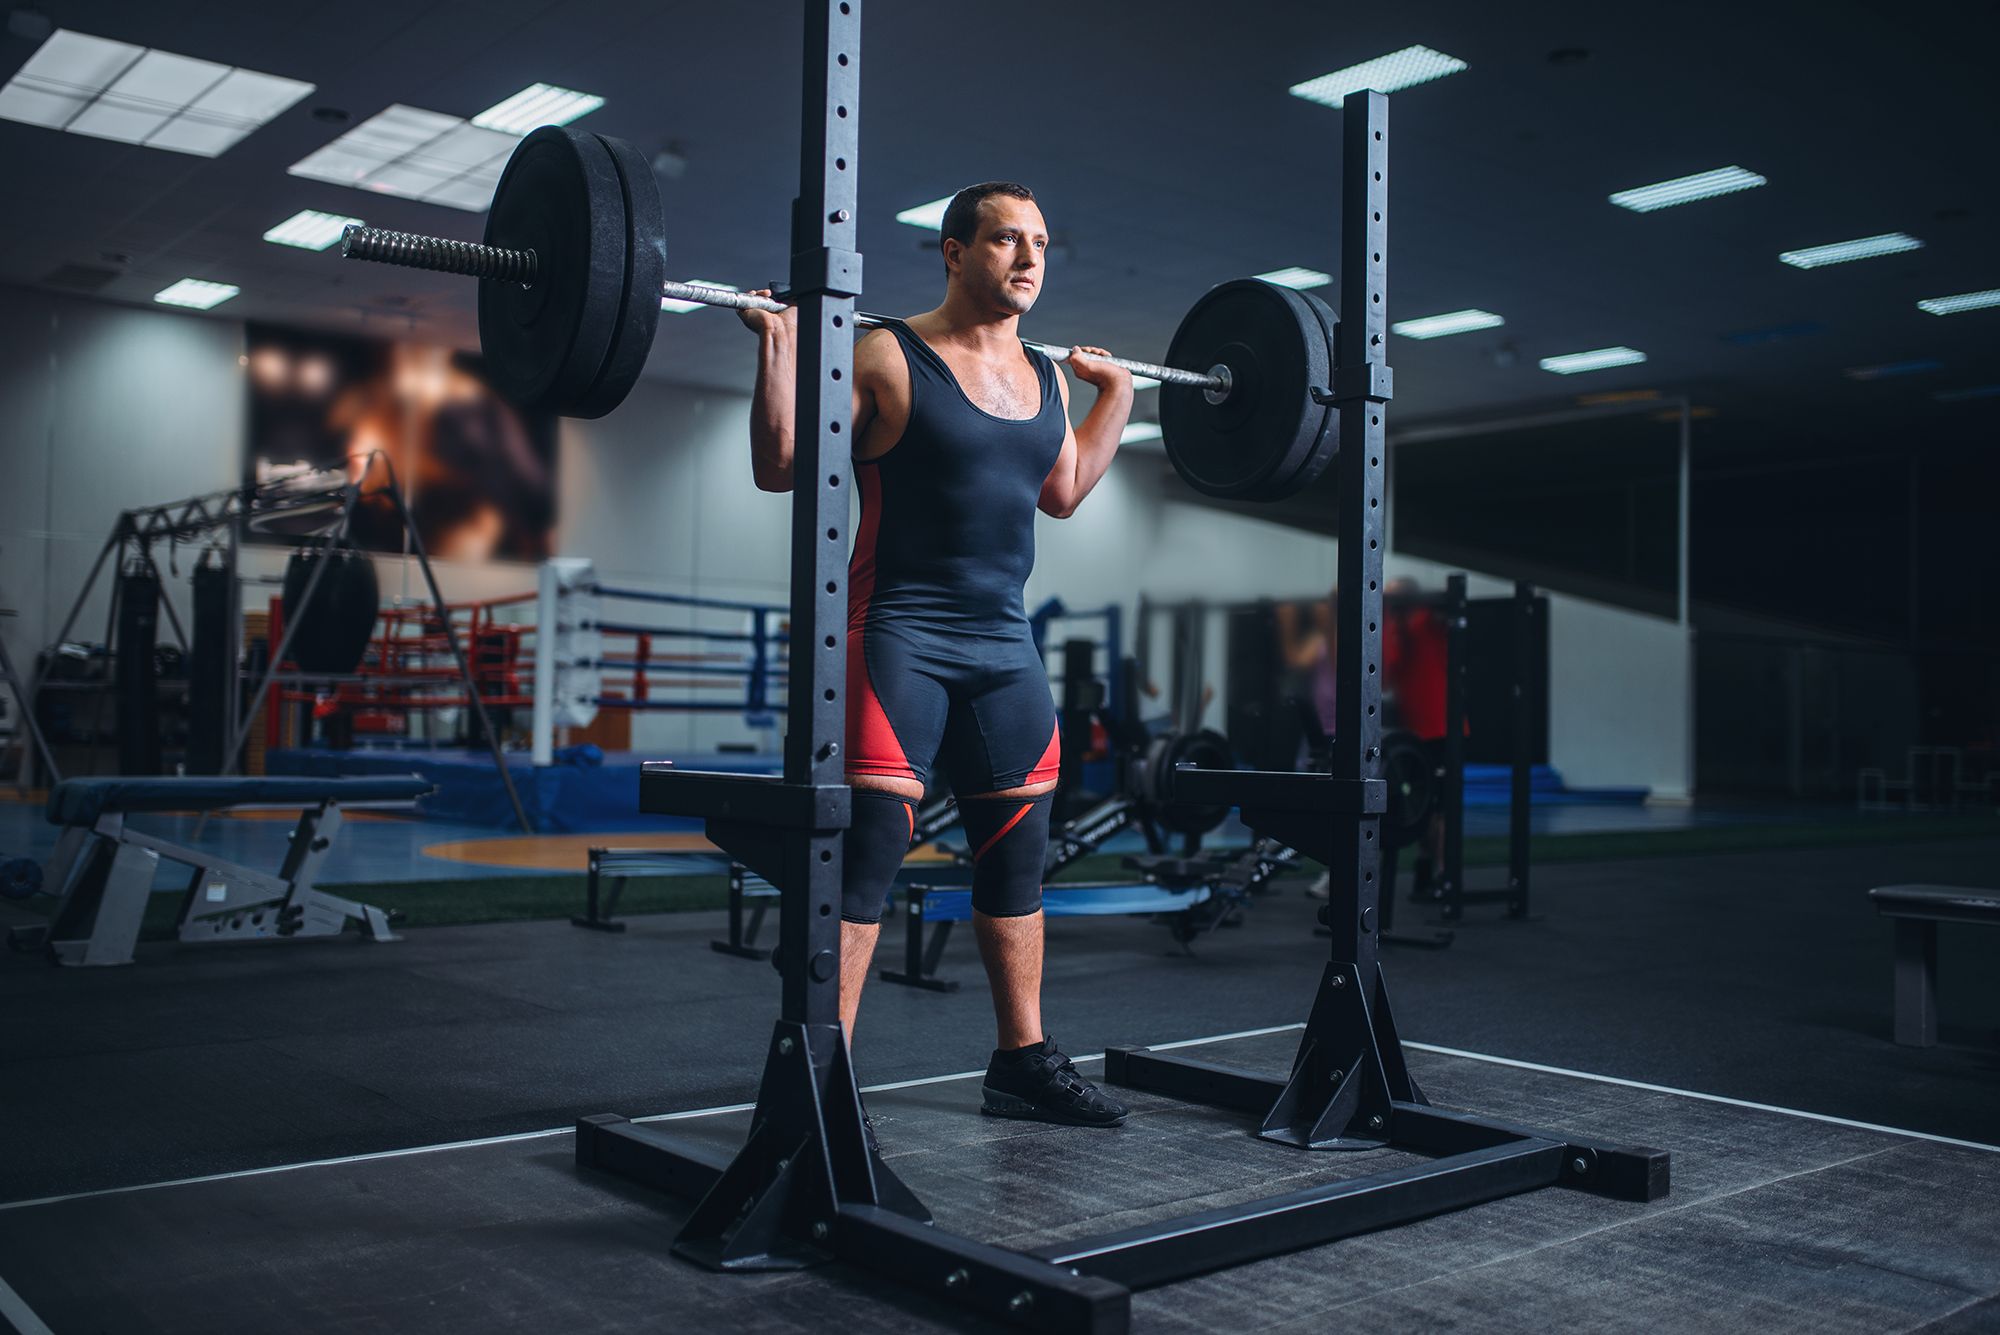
[573,5,1668,1329]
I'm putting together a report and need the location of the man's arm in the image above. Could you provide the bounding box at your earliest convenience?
[740,295,878,492]
[1038,346,1132,518]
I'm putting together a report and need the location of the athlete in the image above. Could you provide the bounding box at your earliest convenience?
[738,182,1133,1127]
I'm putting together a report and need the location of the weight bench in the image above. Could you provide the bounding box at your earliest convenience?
[10,775,432,967]
[881,879,1215,992]
[1867,884,2000,1046]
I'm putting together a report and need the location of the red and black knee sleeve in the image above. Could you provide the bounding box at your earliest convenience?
[841,789,917,924]
[959,793,1052,918]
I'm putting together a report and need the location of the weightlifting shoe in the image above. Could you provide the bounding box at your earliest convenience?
[981,1036,1128,1127]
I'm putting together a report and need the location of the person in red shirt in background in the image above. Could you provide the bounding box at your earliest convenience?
[1381,577,1451,895]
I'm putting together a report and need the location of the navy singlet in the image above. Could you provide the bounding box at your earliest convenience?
[845,320,1067,792]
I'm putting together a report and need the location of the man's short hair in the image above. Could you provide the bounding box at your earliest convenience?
[938,182,1036,270]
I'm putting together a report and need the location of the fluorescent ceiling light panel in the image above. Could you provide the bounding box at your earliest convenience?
[1255,266,1332,290]
[1540,346,1647,375]
[1290,45,1466,108]
[154,278,239,309]
[471,83,604,134]
[1843,359,1941,381]
[895,196,953,230]
[1120,421,1163,444]
[289,104,517,211]
[1917,288,2000,316]
[1779,232,1922,269]
[263,209,366,251]
[662,281,739,314]
[0,28,311,156]
[1609,166,1765,213]
[1393,308,1504,340]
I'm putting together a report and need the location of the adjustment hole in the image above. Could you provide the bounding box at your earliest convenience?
[825,580,838,594]
[820,903,831,916]
[836,158,847,171]
[823,688,836,701]
[1371,415,1379,426]
[837,106,848,118]
[832,368,842,380]
[1373,211,1381,222]
[1375,130,1382,140]
[1369,622,1376,632]
[1371,334,1382,347]
[1373,252,1381,263]
[1369,539,1378,550]
[1374,171,1382,181]
[827,527,838,540]
[837,53,849,66]
[829,474,841,487]
[833,315,844,327]
[1367,704,1376,716]
[1370,456,1379,466]
[821,848,834,862]
[824,635,836,648]
[831,421,841,434]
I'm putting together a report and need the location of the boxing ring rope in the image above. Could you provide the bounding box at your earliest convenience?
[530,558,789,765]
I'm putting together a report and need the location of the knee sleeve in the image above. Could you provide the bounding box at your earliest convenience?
[841,789,916,924]
[960,793,1052,918]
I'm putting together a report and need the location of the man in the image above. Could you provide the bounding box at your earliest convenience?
[737,182,1133,1127]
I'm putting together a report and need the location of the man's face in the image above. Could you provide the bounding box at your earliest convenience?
[947,196,1048,315]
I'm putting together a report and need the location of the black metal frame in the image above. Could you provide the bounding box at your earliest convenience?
[17,466,530,831]
[1432,575,1537,922]
[573,14,1668,1329]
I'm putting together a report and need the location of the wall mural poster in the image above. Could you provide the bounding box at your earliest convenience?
[243,323,558,561]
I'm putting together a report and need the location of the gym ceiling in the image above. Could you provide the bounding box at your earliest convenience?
[2,0,1995,454]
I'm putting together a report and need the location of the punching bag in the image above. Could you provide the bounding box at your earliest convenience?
[280,545,379,675]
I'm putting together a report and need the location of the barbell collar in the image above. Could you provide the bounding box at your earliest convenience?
[342,225,1229,397]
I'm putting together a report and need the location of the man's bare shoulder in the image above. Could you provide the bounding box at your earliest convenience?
[855,325,906,384]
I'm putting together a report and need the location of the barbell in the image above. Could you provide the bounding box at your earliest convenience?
[336,123,1343,501]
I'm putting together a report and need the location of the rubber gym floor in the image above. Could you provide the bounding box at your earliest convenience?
[1,813,1996,1333]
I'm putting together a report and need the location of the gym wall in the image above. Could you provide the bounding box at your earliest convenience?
[0,284,1691,795]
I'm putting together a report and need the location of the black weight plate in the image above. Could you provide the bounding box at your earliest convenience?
[1143,728,1236,836]
[1381,729,1438,845]
[1159,279,1334,501]
[478,126,628,415]
[570,133,667,419]
[0,857,42,901]
[1278,289,1342,496]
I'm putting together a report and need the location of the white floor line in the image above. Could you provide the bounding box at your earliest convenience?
[1404,1041,2000,1154]
[0,1021,1294,1215]
[1147,1022,1305,1052]
[0,1273,55,1335]
[9,1026,1987,1221]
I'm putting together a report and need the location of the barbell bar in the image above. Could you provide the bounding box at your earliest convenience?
[324,124,1344,501]
[340,225,1231,396]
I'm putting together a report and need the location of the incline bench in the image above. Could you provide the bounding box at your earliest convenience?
[9,775,433,967]
[1868,884,2000,1046]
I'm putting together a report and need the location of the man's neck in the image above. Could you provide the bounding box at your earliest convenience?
[918,288,1023,357]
